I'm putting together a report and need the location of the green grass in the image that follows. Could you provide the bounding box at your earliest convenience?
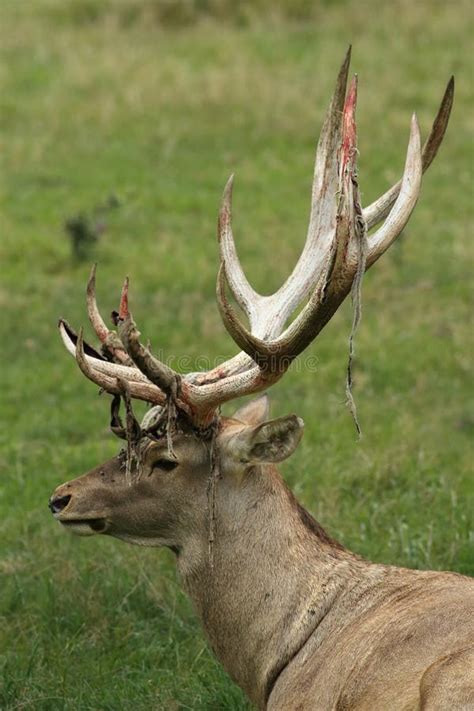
[0,1,472,708]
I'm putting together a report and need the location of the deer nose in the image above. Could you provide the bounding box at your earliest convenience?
[49,494,72,514]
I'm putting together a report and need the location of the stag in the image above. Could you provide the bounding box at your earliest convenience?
[50,50,473,710]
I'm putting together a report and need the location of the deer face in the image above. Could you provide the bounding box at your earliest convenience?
[49,432,211,547]
[49,397,304,549]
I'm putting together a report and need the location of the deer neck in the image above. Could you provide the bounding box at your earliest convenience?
[177,464,365,709]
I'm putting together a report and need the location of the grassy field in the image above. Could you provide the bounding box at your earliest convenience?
[0,1,472,708]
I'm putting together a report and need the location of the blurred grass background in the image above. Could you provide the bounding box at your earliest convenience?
[0,1,472,708]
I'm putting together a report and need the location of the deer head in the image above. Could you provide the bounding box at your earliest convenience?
[49,394,304,548]
[50,48,453,553]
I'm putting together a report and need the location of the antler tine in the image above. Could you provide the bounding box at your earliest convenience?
[307,44,351,235]
[364,77,454,230]
[86,264,109,342]
[218,174,259,319]
[86,264,133,365]
[116,278,181,397]
[74,327,166,404]
[421,76,454,172]
[367,114,422,266]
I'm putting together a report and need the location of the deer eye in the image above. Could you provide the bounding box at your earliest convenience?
[152,458,178,473]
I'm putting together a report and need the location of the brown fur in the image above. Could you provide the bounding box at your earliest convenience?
[50,411,474,710]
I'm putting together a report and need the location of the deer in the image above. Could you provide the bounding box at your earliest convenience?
[49,49,473,710]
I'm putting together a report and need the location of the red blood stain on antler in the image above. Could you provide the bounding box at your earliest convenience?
[119,277,129,321]
[340,75,358,175]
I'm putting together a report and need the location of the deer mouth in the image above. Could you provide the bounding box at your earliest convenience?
[49,493,109,535]
[58,518,109,536]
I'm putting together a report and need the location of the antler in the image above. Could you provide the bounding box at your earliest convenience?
[363,76,454,230]
[59,50,453,427]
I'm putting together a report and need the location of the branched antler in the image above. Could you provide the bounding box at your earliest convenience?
[59,49,453,429]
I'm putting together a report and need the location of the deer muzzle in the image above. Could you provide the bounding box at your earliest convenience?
[49,490,109,536]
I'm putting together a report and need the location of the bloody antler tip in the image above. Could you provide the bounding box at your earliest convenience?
[340,74,358,168]
[119,277,129,321]
[346,74,358,108]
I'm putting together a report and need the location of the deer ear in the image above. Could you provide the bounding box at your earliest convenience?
[232,394,270,426]
[227,414,304,464]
